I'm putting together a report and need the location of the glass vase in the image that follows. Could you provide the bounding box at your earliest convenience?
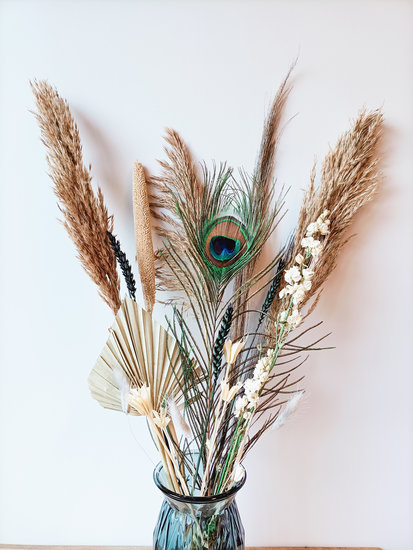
[153,462,246,550]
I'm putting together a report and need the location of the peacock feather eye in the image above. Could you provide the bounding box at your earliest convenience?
[204,217,248,268]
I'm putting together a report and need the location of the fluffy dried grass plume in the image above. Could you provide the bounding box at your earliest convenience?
[272,108,384,321]
[149,128,204,294]
[31,80,121,313]
[133,162,156,313]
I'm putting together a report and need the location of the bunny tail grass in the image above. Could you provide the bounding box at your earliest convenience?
[133,162,156,313]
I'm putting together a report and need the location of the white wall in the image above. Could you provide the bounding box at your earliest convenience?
[0,0,412,548]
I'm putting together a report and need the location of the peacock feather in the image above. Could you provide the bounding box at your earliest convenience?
[203,216,248,268]
[148,73,293,461]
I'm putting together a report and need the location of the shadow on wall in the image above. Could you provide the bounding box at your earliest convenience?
[74,107,133,219]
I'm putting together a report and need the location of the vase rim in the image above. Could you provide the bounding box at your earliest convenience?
[153,461,247,504]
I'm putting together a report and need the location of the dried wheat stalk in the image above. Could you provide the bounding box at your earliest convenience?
[133,162,156,313]
[270,108,384,324]
[31,80,121,313]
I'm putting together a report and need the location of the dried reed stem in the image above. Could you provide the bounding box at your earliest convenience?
[233,67,293,338]
[31,80,120,313]
[133,162,156,313]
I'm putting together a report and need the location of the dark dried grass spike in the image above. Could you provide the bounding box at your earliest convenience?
[107,232,137,301]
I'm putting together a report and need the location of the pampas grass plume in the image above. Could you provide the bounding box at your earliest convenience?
[31,80,121,313]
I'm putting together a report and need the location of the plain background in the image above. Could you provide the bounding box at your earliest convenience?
[0,0,412,548]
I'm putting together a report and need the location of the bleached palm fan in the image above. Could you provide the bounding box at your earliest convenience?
[88,296,183,415]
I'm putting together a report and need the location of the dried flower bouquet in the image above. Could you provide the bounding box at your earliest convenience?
[32,72,383,499]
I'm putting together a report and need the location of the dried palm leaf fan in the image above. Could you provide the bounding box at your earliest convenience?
[88,295,184,414]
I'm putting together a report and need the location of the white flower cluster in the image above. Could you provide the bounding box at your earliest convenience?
[234,349,274,420]
[278,259,313,329]
[300,209,330,258]
[279,264,314,306]
[277,210,330,330]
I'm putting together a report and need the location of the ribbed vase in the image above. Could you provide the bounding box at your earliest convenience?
[153,462,246,550]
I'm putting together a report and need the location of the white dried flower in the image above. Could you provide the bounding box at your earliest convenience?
[302,279,312,291]
[295,253,305,265]
[301,236,316,249]
[221,380,242,402]
[287,308,302,328]
[280,284,298,298]
[310,240,323,257]
[223,339,245,365]
[234,396,249,417]
[243,409,253,421]
[279,287,288,299]
[234,349,274,420]
[302,268,314,281]
[292,284,306,305]
[127,384,153,416]
[305,222,319,236]
[244,377,261,401]
[284,266,301,284]
[248,396,258,410]
[279,310,289,323]
[318,221,330,235]
[152,406,171,429]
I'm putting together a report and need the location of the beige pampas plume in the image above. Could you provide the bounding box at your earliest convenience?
[149,128,204,296]
[300,109,384,306]
[133,162,156,313]
[270,108,384,323]
[31,80,121,313]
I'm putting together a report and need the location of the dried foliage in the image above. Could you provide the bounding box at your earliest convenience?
[31,80,120,313]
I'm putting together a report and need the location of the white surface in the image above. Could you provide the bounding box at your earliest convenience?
[0,0,412,548]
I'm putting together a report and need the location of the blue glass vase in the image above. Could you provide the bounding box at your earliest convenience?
[153,462,246,550]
